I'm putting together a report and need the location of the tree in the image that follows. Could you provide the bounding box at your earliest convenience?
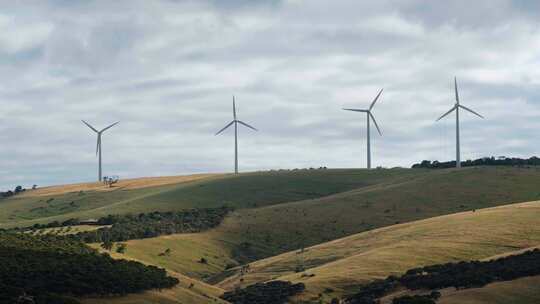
[101,240,113,251]
[116,243,127,254]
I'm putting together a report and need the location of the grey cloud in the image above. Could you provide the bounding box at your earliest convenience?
[1,0,540,189]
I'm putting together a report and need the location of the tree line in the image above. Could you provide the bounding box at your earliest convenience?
[17,206,231,243]
[411,156,540,169]
[345,248,540,304]
[0,185,27,198]
[0,231,178,304]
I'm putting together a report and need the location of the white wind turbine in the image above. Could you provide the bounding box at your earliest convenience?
[215,96,258,174]
[82,120,119,181]
[343,89,383,169]
[436,77,484,168]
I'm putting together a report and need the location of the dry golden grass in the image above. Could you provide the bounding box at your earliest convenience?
[438,275,540,304]
[19,174,221,197]
[217,201,540,302]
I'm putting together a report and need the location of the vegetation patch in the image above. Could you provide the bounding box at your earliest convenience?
[0,185,28,198]
[392,293,440,304]
[412,156,540,169]
[0,232,178,304]
[16,207,231,243]
[345,249,540,303]
[221,280,305,304]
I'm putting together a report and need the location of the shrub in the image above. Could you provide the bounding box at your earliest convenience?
[222,281,305,304]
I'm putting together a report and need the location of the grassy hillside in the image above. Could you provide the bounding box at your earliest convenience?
[0,168,418,228]
[89,233,238,280]
[438,275,540,304]
[72,167,540,284]
[217,201,540,302]
[4,167,540,303]
[210,167,540,260]
[18,174,220,197]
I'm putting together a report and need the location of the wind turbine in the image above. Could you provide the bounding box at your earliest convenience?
[436,77,484,168]
[215,96,257,174]
[82,120,119,182]
[343,89,383,169]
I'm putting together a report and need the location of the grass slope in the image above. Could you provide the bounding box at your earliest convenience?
[76,167,540,284]
[210,167,540,260]
[18,174,220,197]
[217,201,540,302]
[0,168,417,228]
[438,275,540,304]
[89,233,238,280]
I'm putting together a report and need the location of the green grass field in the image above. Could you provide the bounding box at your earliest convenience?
[89,233,238,280]
[0,168,418,228]
[211,166,540,259]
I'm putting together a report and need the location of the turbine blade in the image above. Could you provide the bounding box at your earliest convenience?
[233,96,237,120]
[454,77,459,104]
[459,104,484,119]
[101,121,119,132]
[436,106,457,121]
[238,120,258,131]
[369,88,384,111]
[215,121,234,135]
[343,108,368,112]
[82,120,98,133]
[369,112,382,136]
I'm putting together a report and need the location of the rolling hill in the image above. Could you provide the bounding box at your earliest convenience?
[92,167,540,283]
[0,168,418,229]
[3,167,540,303]
[216,201,540,302]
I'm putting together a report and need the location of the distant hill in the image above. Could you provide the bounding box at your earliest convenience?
[412,156,540,169]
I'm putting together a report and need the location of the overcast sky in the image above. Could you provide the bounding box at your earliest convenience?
[1,0,540,189]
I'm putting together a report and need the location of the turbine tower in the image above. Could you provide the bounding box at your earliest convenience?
[436,77,484,168]
[215,96,257,174]
[82,120,119,182]
[343,89,383,169]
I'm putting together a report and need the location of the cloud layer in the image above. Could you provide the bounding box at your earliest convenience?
[1,0,540,189]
